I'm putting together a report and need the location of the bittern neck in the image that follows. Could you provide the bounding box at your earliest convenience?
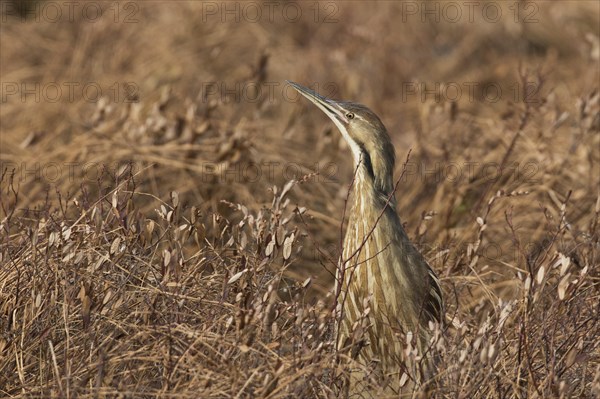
[352,159,397,211]
[353,148,396,199]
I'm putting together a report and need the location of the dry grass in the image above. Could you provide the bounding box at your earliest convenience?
[1,1,599,397]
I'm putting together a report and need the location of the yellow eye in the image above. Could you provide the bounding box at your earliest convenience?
[346,112,355,120]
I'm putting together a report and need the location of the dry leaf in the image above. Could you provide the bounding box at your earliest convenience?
[558,274,570,300]
[228,269,246,284]
[110,237,121,255]
[283,234,294,260]
[112,191,118,209]
[239,344,250,353]
[265,240,275,256]
[62,227,72,241]
[163,250,171,267]
[536,265,545,285]
[171,191,179,207]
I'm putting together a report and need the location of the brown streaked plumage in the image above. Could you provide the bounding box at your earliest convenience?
[289,81,443,396]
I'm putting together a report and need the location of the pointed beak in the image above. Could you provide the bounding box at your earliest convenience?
[287,81,349,124]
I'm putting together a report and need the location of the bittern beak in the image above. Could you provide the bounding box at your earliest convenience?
[287,81,350,124]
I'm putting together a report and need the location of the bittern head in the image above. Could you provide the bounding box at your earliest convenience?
[288,81,395,195]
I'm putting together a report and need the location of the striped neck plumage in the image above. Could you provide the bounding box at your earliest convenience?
[330,120,395,201]
[351,153,397,213]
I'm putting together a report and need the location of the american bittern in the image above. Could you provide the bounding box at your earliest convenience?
[289,81,443,395]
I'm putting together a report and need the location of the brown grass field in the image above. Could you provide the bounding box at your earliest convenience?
[1,1,599,397]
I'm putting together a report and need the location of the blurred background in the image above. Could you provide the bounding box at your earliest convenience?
[1,1,599,397]
[2,0,599,294]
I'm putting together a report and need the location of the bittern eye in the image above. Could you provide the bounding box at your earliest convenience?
[346,112,355,120]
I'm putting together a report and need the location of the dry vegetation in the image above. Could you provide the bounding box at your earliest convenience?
[1,1,599,398]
